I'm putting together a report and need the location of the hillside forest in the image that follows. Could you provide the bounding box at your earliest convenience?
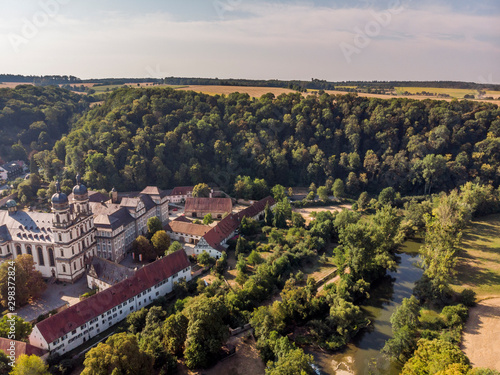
[0,86,493,198]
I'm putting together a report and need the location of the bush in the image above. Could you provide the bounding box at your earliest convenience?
[80,289,98,300]
[459,288,476,307]
[441,304,468,328]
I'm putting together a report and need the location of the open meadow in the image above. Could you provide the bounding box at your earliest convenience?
[451,214,500,299]
[453,214,500,371]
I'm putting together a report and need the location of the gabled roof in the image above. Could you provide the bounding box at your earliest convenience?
[237,196,275,220]
[35,250,191,344]
[185,198,232,214]
[138,194,156,211]
[170,186,194,196]
[199,197,274,252]
[0,338,47,360]
[202,213,240,249]
[88,257,135,285]
[165,221,211,237]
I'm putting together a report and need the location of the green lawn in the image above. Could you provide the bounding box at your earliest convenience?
[451,214,500,299]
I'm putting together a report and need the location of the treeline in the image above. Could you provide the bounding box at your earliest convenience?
[162,77,338,90]
[0,74,81,85]
[35,87,500,197]
[162,77,500,91]
[0,85,90,162]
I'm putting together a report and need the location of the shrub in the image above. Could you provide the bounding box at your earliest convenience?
[459,288,476,307]
[441,304,468,328]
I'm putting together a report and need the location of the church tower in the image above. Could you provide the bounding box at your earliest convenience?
[51,180,70,229]
[72,174,90,216]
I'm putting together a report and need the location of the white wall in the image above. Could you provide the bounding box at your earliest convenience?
[33,266,192,355]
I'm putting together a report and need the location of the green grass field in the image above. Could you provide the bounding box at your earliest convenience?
[395,87,500,99]
[451,214,500,299]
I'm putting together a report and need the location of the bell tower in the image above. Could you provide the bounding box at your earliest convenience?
[51,180,70,229]
[72,174,90,216]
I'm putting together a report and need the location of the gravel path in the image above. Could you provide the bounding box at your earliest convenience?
[461,298,500,371]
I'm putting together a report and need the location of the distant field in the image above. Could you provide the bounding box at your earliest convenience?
[177,85,298,98]
[451,214,500,299]
[0,82,33,88]
[1,81,499,106]
[91,83,185,93]
[174,85,500,105]
[395,86,500,99]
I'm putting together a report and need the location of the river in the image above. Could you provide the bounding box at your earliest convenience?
[308,244,424,375]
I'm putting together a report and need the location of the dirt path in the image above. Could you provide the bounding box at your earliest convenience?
[461,298,500,371]
[293,204,352,224]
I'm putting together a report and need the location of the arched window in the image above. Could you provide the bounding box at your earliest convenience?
[60,249,64,257]
[26,245,32,256]
[16,245,22,256]
[48,248,55,267]
[62,264,66,273]
[56,215,60,223]
[37,247,45,266]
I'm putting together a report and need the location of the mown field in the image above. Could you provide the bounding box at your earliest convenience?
[451,214,500,299]
[395,86,500,99]
[175,85,500,105]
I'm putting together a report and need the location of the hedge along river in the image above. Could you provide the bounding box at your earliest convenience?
[308,241,424,375]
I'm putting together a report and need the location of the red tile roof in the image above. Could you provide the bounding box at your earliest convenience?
[170,186,194,196]
[200,197,274,250]
[202,213,240,249]
[185,198,232,214]
[0,338,47,360]
[237,196,275,220]
[35,250,190,344]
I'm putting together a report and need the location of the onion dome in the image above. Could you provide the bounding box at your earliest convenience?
[72,173,88,200]
[6,199,16,208]
[51,180,69,209]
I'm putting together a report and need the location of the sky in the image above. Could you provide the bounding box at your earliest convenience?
[0,0,499,82]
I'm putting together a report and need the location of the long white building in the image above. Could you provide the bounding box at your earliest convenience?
[29,250,191,356]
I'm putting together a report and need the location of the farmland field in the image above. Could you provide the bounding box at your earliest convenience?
[174,85,500,105]
[395,86,500,99]
[451,214,500,299]
[177,85,298,98]
[0,82,34,88]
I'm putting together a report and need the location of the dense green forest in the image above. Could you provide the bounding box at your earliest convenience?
[0,85,90,162]
[33,87,500,196]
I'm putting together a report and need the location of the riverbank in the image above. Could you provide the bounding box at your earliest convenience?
[307,251,423,375]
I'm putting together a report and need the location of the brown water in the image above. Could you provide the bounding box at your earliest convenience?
[308,249,423,375]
